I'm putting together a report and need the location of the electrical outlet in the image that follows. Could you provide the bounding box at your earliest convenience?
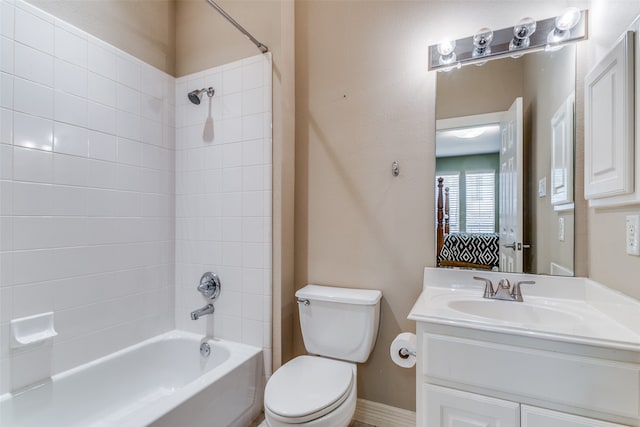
[626,215,640,256]
[558,217,565,242]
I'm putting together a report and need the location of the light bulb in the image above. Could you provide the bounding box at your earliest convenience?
[437,40,456,56]
[437,40,457,66]
[555,7,580,32]
[473,28,494,57]
[509,17,536,50]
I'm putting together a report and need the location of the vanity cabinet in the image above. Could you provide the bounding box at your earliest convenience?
[416,323,640,427]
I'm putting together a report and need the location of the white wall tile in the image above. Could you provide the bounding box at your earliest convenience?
[243,165,263,191]
[53,153,87,186]
[13,216,86,251]
[53,122,88,156]
[222,167,242,192]
[116,111,141,141]
[14,77,53,118]
[0,143,13,179]
[222,67,242,95]
[13,146,52,183]
[242,113,263,141]
[0,2,15,39]
[13,112,53,151]
[0,108,13,144]
[54,91,87,127]
[88,41,116,80]
[87,101,116,135]
[0,36,13,74]
[0,72,12,109]
[54,59,87,97]
[14,42,54,87]
[116,55,140,89]
[242,61,263,91]
[88,130,116,161]
[223,142,242,168]
[117,137,141,166]
[12,181,86,216]
[116,83,140,115]
[242,139,263,166]
[242,87,263,116]
[54,26,87,67]
[88,72,117,107]
[14,7,53,54]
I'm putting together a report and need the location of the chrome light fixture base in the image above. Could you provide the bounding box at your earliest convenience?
[428,9,588,71]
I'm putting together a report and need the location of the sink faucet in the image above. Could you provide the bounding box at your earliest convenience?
[191,304,215,320]
[473,277,535,302]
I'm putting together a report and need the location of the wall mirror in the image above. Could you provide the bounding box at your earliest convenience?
[435,44,576,276]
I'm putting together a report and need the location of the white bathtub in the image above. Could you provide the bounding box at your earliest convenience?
[0,331,264,427]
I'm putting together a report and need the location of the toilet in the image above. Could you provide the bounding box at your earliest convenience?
[264,284,382,427]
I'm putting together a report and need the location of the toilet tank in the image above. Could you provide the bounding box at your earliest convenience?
[295,284,382,363]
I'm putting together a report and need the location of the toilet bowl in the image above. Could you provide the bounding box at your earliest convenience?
[264,356,356,427]
[263,285,382,427]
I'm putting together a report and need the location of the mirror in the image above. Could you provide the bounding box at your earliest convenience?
[435,45,576,276]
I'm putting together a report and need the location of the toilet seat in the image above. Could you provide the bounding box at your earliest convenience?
[264,356,355,424]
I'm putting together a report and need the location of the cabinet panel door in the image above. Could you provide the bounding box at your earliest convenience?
[522,405,629,427]
[584,30,635,201]
[424,384,520,427]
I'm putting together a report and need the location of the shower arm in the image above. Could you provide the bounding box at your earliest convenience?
[204,0,269,54]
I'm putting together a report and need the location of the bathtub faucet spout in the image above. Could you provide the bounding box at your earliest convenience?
[191,304,215,320]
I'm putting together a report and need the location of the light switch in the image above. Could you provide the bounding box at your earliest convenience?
[538,177,546,198]
[558,217,565,242]
[626,215,640,256]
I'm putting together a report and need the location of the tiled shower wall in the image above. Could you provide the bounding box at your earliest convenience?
[174,55,273,376]
[0,0,176,393]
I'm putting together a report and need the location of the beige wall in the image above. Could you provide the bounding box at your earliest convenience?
[294,0,584,411]
[28,0,176,75]
[585,0,640,299]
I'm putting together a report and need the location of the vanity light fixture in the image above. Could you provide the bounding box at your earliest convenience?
[427,10,588,71]
[509,17,537,51]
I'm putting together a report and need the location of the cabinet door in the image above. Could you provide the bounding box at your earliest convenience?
[424,384,520,427]
[584,30,635,202]
[521,405,629,427]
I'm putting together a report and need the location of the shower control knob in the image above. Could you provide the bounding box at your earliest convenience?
[198,272,221,300]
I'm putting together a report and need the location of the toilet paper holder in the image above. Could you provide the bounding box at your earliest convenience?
[398,347,416,359]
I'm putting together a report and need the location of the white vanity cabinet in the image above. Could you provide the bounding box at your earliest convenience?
[415,323,639,427]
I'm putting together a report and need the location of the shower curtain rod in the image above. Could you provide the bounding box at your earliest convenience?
[204,0,269,54]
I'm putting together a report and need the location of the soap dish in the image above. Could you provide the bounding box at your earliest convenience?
[11,312,58,349]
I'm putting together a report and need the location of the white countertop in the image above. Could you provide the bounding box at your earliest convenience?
[408,268,640,351]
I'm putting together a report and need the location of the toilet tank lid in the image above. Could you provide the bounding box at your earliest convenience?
[296,284,382,305]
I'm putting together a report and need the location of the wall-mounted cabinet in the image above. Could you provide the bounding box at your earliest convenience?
[584,21,640,207]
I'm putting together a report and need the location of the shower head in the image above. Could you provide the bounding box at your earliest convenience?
[188,87,215,105]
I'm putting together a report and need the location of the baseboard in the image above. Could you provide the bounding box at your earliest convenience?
[354,398,416,427]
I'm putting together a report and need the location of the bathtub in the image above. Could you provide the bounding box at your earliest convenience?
[0,331,264,427]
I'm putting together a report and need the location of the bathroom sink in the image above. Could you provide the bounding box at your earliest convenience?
[408,268,640,351]
[447,299,582,325]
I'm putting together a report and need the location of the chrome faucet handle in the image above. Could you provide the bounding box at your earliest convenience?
[198,272,222,300]
[473,276,495,298]
[511,280,535,302]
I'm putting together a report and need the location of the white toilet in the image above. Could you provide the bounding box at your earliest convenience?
[264,284,382,427]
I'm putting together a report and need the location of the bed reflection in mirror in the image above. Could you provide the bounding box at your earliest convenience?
[435,45,576,276]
